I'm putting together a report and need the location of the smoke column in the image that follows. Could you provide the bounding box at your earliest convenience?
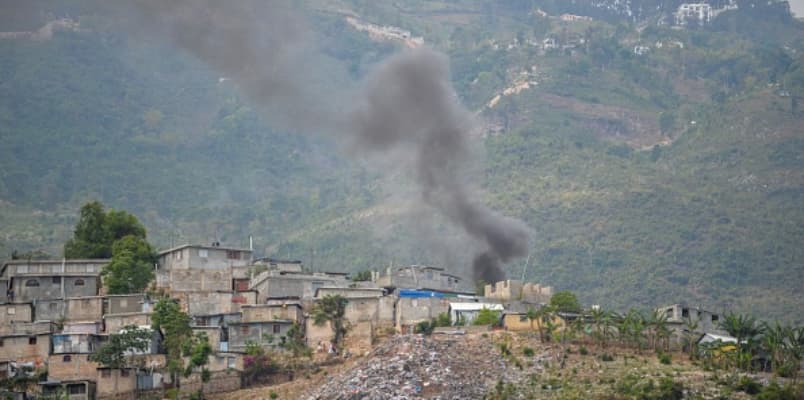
[126,0,530,282]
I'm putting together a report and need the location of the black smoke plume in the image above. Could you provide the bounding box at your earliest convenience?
[125,0,530,282]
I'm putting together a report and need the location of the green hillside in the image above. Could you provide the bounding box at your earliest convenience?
[0,1,802,323]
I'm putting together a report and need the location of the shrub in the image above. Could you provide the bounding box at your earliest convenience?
[579,346,589,355]
[522,347,535,357]
[756,381,800,400]
[415,320,434,335]
[499,342,511,357]
[269,390,279,399]
[735,376,761,395]
[601,353,614,362]
[474,308,501,326]
[658,353,671,365]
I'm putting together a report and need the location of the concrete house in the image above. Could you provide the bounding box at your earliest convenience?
[1,260,105,302]
[40,380,95,400]
[104,294,150,315]
[484,280,552,304]
[96,368,136,399]
[657,303,725,349]
[249,270,349,302]
[155,244,253,292]
[227,320,294,352]
[395,291,451,332]
[0,332,51,368]
[374,265,465,293]
[675,3,712,25]
[47,353,99,382]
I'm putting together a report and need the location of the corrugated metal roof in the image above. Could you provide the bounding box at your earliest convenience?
[449,302,504,311]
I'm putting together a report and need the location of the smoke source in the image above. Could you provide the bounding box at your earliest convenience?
[126,0,530,282]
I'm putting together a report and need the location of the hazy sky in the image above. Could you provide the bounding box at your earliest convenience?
[791,0,804,17]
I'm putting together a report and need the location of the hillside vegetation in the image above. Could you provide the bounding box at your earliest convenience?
[0,0,802,322]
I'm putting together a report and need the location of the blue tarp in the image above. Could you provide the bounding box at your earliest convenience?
[398,289,444,298]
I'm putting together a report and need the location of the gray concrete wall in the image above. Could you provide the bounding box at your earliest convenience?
[0,333,51,365]
[105,295,145,315]
[315,287,384,298]
[167,270,232,292]
[11,275,98,302]
[104,313,152,334]
[241,304,303,324]
[0,303,33,327]
[35,297,103,322]
[251,275,340,301]
[228,322,292,352]
[158,246,252,272]
[183,291,255,316]
[396,297,450,327]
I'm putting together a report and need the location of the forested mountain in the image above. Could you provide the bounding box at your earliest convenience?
[1,0,802,322]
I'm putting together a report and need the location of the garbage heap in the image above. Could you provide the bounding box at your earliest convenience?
[304,333,526,399]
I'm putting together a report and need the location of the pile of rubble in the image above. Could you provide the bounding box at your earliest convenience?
[303,333,527,399]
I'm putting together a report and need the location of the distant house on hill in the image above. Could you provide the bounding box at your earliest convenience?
[657,303,726,349]
[675,3,713,25]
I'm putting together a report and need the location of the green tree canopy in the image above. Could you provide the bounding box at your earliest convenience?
[152,299,192,388]
[102,235,156,294]
[64,201,147,259]
[550,291,582,313]
[312,295,349,348]
[89,325,153,369]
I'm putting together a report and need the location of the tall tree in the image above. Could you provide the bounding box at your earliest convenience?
[152,299,192,389]
[102,235,155,294]
[64,201,111,258]
[550,291,582,313]
[64,201,147,259]
[312,295,349,350]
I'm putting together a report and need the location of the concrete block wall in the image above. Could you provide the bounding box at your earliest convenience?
[0,303,33,328]
[104,313,151,334]
[47,353,99,381]
[241,304,302,324]
[168,270,233,292]
[96,369,137,399]
[0,333,50,367]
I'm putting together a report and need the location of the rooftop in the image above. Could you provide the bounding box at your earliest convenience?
[157,243,252,256]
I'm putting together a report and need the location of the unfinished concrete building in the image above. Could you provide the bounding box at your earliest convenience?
[155,244,253,292]
[1,260,105,302]
[249,269,349,302]
[374,265,466,293]
[484,280,553,304]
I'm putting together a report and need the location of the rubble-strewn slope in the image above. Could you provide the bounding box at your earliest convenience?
[303,334,523,399]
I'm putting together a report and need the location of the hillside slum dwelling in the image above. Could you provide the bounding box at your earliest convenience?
[0,244,722,399]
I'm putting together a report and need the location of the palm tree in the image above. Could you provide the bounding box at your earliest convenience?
[719,313,764,370]
[645,309,670,352]
[761,321,788,374]
[525,307,539,339]
[681,317,700,360]
[787,327,804,383]
[590,308,613,348]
